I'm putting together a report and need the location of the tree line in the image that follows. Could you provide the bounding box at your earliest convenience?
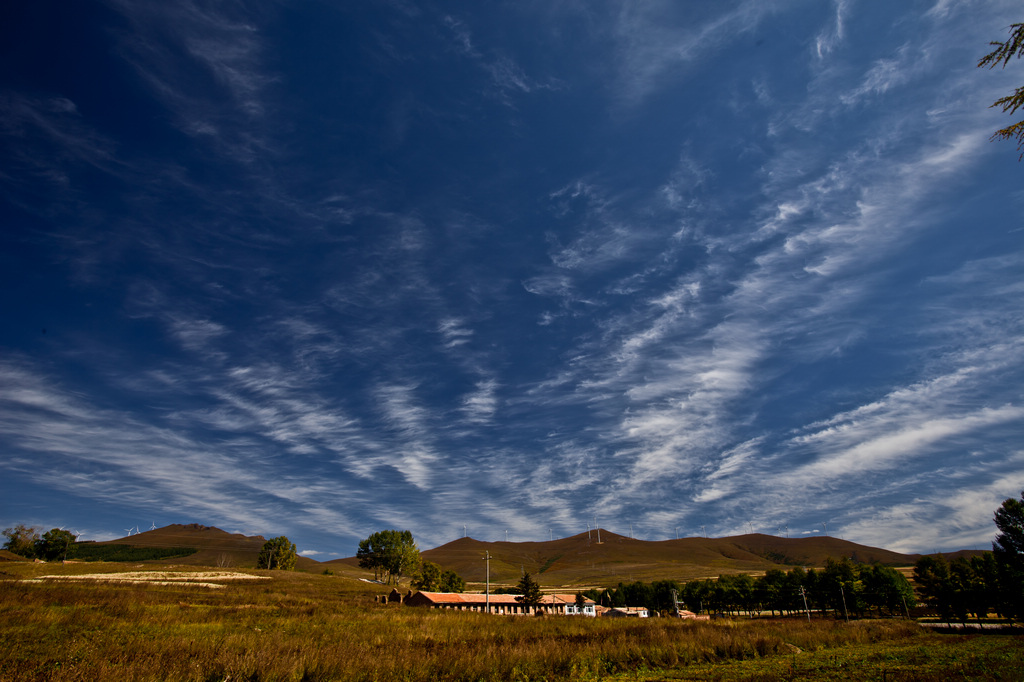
[913,490,1024,624]
[580,559,915,619]
[581,491,1024,623]
[2,525,78,562]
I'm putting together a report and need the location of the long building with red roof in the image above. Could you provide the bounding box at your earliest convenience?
[404,591,597,616]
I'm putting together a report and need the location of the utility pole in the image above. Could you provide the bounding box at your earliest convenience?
[670,589,682,617]
[483,551,491,614]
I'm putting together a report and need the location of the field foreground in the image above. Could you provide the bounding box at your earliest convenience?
[1,563,1020,681]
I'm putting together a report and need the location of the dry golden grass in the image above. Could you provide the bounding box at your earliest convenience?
[1,562,1020,681]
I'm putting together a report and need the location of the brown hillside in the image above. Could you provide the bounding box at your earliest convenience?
[91,524,321,571]
[413,530,922,587]
[0,549,31,562]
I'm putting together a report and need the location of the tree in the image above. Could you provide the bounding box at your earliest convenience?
[256,536,297,570]
[411,559,463,592]
[970,553,1002,618]
[621,581,655,613]
[681,579,713,615]
[356,530,420,585]
[783,567,809,616]
[949,557,987,622]
[860,564,915,617]
[994,490,1024,556]
[515,572,544,612]
[914,555,957,624]
[755,569,787,616]
[993,490,1024,619]
[412,560,443,591]
[650,580,682,614]
[356,537,380,582]
[2,524,40,559]
[820,557,864,619]
[439,568,465,593]
[979,22,1024,158]
[36,528,77,562]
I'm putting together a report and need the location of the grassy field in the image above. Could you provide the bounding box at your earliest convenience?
[1,562,1020,681]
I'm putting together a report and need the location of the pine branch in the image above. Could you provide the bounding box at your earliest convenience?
[980,23,1024,159]
[978,23,1024,69]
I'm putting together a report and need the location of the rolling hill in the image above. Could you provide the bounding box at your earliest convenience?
[78,523,322,571]
[328,529,948,587]
[415,530,922,586]
[0,549,31,562]
[63,524,984,587]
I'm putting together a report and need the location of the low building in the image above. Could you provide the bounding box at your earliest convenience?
[675,609,710,621]
[603,606,649,618]
[405,591,597,616]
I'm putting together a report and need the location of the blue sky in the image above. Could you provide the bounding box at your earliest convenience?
[2,0,1022,559]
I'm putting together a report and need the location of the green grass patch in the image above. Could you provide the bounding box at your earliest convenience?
[627,630,1023,680]
[539,554,564,574]
[71,543,198,562]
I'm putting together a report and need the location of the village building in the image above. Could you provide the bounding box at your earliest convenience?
[602,606,649,618]
[404,591,597,616]
[674,609,710,621]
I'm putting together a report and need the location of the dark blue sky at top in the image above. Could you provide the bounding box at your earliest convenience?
[1,0,1022,558]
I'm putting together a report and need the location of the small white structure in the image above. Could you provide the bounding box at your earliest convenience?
[560,596,598,617]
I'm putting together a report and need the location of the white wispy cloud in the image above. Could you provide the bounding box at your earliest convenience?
[0,92,117,183]
[442,14,560,104]
[522,272,576,301]
[107,0,274,160]
[438,317,473,348]
[608,0,791,106]
[167,315,229,354]
[508,0,1024,547]
[814,0,849,59]
[0,361,282,529]
[461,379,499,424]
[374,383,441,489]
[839,44,916,105]
[840,466,1024,553]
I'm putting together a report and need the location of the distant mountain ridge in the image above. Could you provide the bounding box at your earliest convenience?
[412,530,986,585]
[79,524,983,583]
